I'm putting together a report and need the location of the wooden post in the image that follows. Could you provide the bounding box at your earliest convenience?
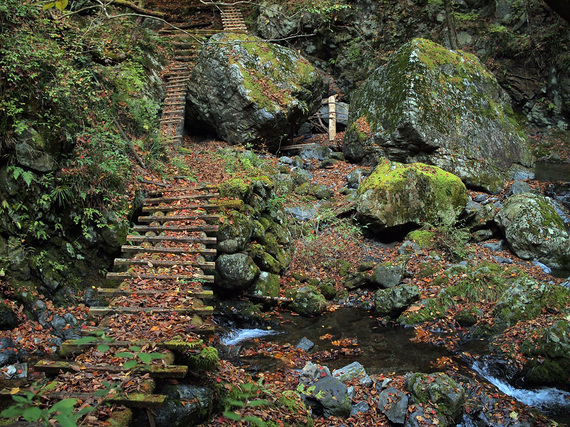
[328,95,336,144]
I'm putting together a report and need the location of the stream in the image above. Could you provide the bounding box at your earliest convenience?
[220,307,570,425]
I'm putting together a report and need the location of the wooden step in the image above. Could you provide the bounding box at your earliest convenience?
[89,306,214,316]
[145,193,218,203]
[106,272,215,282]
[132,224,217,232]
[113,258,215,269]
[61,337,205,353]
[35,360,188,379]
[137,214,220,223]
[97,288,214,298]
[121,245,216,255]
[125,235,216,244]
[148,184,218,194]
[141,204,219,213]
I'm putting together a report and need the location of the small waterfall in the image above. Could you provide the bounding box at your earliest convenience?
[220,328,282,346]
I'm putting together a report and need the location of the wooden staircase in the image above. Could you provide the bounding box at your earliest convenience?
[3,182,223,424]
[220,3,248,32]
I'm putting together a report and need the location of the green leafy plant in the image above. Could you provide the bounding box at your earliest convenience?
[115,345,166,370]
[0,391,93,427]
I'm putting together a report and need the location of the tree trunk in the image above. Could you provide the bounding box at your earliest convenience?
[444,0,458,50]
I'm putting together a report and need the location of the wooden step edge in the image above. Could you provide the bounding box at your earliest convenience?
[137,214,220,223]
[105,273,215,282]
[141,204,219,212]
[97,288,214,298]
[113,259,215,269]
[89,307,214,316]
[145,193,219,203]
[60,338,205,353]
[125,236,216,244]
[34,361,188,379]
[120,245,217,255]
[132,224,218,232]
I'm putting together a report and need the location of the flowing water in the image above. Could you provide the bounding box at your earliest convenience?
[220,307,570,424]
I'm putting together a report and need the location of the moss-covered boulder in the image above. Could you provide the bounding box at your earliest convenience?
[356,159,468,231]
[495,193,570,269]
[186,33,324,151]
[343,38,534,193]
[215,253,259,292]
[217,210,253,254]
[374,284,420,317]
[405,372,465,426]
[251,271,280,298]
[290,286,327,316]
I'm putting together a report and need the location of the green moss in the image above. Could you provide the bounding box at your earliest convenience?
[359,158,468,227]
[407,230,435,247]
[187,346,219,372]
[218,33,317,113]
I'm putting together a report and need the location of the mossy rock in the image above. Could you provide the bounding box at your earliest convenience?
[252,271,281,298]
[495,192,570,269]
[319,279,337,300]
[187,346,219,372]
[290,286,327,316]
[407,229,436,247]
[357,159,468,231]
[405,372,465,425]
[217,210,253,254]
[343,38,533,193]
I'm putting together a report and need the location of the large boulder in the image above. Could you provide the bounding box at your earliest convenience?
[495,193,570,269]
[343,38,534,193]
[186,33,324,151]
[215,253,259,292]
[357,159,468,231]
[375,284,420,317]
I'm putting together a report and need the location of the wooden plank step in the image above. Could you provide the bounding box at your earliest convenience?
[137,214,220,223]
[34,360,188,379]
[106,272,215,282]
[149,184,218,193]
[132,224,217,232]
[89,306,214,316]
[62,337,205,352]
[113,258,215,269]
[125,235,216,244]
[121,245,216,255]
[97,288,214,298]
[141,203,219,213]
[145,193,218,203]
[0,389,166,409]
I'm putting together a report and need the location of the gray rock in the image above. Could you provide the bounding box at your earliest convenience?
[378,386,409,424]
[532,260,552,274]
[154,385,213,427]
[0,302,19,330]
[285,204,317,221]
[296,337,315,352]
[279,156,294,164]
[350,401,370,416]
[371,261,406,289]
[300,145,332,161]
[186,33,324,151]
[480,240,508,252]
[215,253,259,291]
[300,362,331,384]
[3,362,27,379]
[343,38,533,193]
[332,361,366,383]
[346,169,370,189]
[493,255,513,264]
[496,193,570,268]
[398,241,421,255]
[375,284,420,317]
[343,271,369,290]
[307,375,352,418]
[292,168,313,186]
[359,375,373,387]
[217,211,252,254]
[510,180,533,195]
[14,128,56,172]
[0,337,18,366]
